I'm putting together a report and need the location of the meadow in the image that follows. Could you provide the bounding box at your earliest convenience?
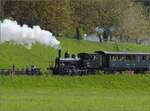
[0,74,150,111]
[0,38,150,111]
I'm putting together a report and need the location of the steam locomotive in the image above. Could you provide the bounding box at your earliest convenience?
[51,50,150,75]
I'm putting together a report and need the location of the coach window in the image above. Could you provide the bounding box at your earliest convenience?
[145,56,150,61]
[148,56,150,61]
[130,55,135,61]
[123,56,126,61]
[111,55,118,61]
[126,56,130,60]
[111,56,115,61]
[93,55,96,60]
[142,56,147,61]
[90,55,95,60]
[110,56,114,61]
[119,56,126,61]
[136,56,141,62]
[125,55,135,61]
[118,56,121,61]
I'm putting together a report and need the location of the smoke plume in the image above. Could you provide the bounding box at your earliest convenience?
[0,19,60,48]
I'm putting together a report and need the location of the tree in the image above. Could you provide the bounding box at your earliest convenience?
[2,0,150,41]
[117,3,150,43]
[0,0,7,20]
[70,0,132,33]
[3,0,74,36]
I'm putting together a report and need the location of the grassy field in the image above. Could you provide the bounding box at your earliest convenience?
[0,74,150,111]
[0,38,150,111]
[0,38,150,69]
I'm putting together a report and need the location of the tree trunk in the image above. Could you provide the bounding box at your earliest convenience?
[76,27,80,40]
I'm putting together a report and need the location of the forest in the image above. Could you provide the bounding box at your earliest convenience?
[0,0,150,43]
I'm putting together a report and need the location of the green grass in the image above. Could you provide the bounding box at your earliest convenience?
[0,38,150,69]
[0,74,150,111]
[0,38,150,111]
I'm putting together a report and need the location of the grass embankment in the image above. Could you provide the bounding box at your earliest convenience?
[0,38,150,69]
[0,74,150,111]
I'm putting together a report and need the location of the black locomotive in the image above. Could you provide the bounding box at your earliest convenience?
[51,50,150,75]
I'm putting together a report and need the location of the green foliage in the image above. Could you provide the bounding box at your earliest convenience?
[3,0,74,36]
[117,3,150,41]
[61,26,75,38]
[2,0,150,41]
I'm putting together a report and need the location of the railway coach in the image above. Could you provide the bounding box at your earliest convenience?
[95,51,150,73]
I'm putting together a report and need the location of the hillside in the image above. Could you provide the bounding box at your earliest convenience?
[0,38,150,69]
[0,38,150,111]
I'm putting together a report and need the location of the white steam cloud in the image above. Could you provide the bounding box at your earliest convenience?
[0,19,60,48]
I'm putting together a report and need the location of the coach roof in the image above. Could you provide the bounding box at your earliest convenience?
[95,51,150,55]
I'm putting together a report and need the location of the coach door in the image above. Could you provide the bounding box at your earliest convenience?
[102,55,109,68]
[97,54,102,68]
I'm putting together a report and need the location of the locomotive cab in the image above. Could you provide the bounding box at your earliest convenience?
[78,53,102,69]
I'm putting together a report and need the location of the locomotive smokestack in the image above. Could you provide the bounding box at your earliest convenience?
[58,49,61,58]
